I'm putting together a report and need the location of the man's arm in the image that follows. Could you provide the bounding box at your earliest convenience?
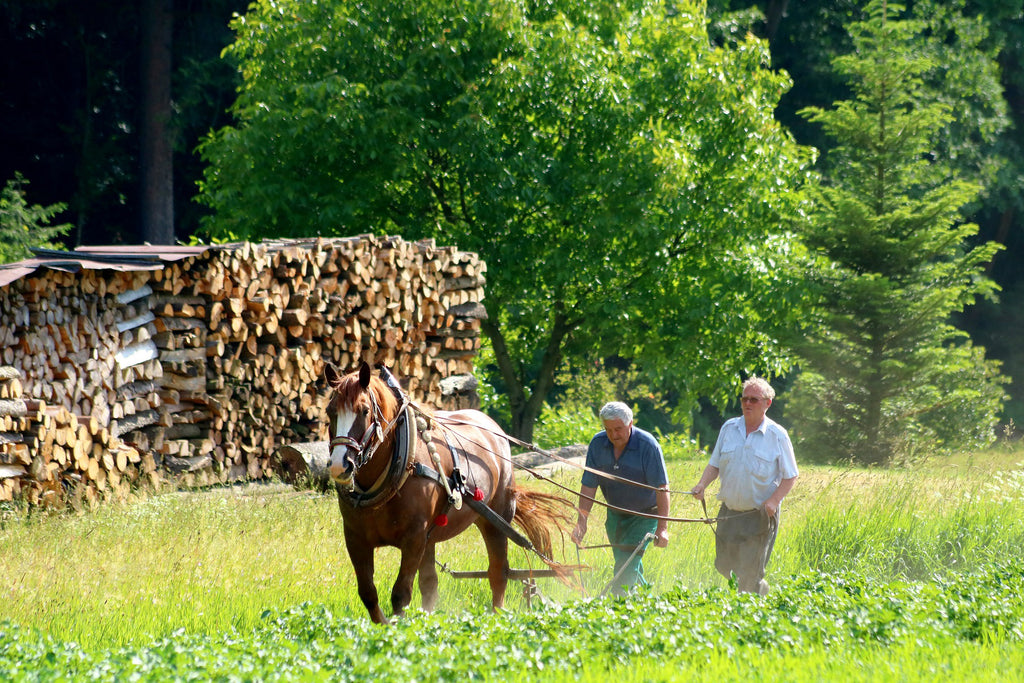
[691,465,719,501]
[654,485,670,547]
[764,476,796,518]
[571,485,598,545]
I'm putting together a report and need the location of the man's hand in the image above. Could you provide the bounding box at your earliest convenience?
[654,528,669,548]
[764,477,795,519]
[571,516,588,545]
[691,466,719,503]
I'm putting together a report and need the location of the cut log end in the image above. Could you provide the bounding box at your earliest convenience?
[271,441,332,492]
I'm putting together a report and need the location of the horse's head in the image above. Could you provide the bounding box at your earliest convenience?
[323,361,397,489]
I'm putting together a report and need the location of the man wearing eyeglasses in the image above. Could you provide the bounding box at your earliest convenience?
[690,377,798,595]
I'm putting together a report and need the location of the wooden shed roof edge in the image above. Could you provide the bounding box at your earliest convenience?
[0,245,214,289]
[0,235,471,290]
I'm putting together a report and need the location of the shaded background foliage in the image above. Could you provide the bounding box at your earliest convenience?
[708,0,1024,434]
[0,0,246,246]
[784,0,1006,464]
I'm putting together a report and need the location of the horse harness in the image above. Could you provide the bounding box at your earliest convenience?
[334,368,535,553]
[330,367,416,508]
[414,458,536,553]
[410,404,536,552]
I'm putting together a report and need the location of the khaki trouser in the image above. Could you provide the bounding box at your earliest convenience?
[715,503,778,595]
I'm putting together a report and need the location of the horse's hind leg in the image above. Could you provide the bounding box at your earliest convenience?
[417,542,440,612]
[478,522,510,610]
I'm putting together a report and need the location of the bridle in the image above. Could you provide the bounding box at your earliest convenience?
[329,383,407,472]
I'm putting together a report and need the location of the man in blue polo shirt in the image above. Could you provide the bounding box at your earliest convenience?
[571,401,670,593]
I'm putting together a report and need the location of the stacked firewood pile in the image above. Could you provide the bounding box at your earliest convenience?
[0,235,486,505]
[0,266,154,506]
[0,367,147,507]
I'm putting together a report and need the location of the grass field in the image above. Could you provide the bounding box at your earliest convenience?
[1,441,1023,680]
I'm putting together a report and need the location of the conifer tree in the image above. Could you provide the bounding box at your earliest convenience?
[789,0,1006,465]
[0,174,71,264]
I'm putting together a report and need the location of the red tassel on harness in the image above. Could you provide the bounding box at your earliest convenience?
[434,514,449,526]
[473,487,484,501]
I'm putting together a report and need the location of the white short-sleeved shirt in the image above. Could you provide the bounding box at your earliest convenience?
[709,415,798,511]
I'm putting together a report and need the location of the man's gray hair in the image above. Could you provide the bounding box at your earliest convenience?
[599,401,633,425]
[743,376,776,401]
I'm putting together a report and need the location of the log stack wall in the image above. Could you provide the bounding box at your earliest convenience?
[0,235,486,505]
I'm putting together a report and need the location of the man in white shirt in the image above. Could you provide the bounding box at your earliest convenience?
[691,377,798,595]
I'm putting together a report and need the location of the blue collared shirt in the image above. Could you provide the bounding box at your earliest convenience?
[581,426,668,512]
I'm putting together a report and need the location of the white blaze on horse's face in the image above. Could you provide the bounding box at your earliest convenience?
[329,407,358,486]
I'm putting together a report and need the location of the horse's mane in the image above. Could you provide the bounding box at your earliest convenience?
[333,370,400,420]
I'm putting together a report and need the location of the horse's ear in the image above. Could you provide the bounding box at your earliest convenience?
[359,361,372,389]
[324,363,342,387]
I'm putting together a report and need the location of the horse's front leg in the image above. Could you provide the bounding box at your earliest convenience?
[391,536,428,618]
[344,533,387,625]
[417,542,439,612]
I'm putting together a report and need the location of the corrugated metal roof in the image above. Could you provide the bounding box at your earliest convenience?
[0,245,214,289]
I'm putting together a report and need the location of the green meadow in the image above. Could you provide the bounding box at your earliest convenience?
[2,443,1023,681]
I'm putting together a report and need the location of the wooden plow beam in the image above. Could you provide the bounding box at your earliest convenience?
[447,568,564,580]
[447,567,567,608]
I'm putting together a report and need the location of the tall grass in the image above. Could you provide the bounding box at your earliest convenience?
[776,454,1024,582]
[1,444,1023,653]
[1,489,360,648]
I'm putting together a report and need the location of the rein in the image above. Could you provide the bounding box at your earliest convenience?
[432,413,692,497]
[406,404,748,526]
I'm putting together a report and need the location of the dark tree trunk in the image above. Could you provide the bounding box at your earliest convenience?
[763,0,790,46]
[481,302,574,443]
[140,0,175,244]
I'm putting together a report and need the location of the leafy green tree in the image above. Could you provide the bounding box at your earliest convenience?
[197,0,813,439]
[0,173,71,264]
[788,0,1006,465]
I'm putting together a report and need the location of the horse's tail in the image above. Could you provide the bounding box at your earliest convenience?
[512,487,582,583]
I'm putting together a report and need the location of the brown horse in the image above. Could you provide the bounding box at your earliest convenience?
[324,362,573,624]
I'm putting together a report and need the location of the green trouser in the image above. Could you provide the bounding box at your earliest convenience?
[605,508,658,594]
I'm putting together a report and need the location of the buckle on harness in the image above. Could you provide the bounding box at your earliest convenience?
[447,468,467,509]
[451,468,466,493]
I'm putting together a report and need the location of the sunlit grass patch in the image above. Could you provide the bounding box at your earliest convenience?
[1,442,1023,679]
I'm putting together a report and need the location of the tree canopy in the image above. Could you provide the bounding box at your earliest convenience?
[197,0,815,438]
